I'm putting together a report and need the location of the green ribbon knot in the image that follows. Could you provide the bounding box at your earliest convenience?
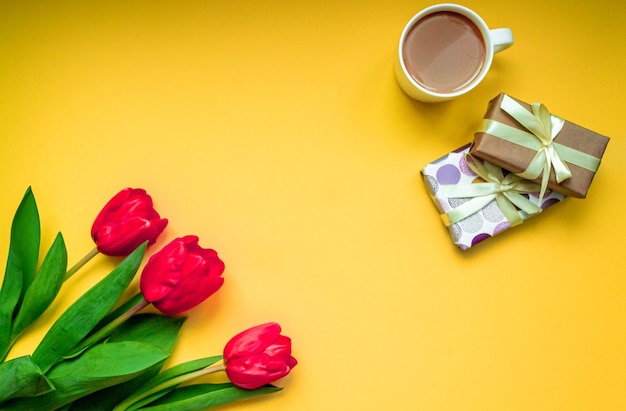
[440,155,543,227]
[478,94,601,201]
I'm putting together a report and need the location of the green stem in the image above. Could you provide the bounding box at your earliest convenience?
[114,363,227,411]
[63,246,100,281]
[66,294,150,358]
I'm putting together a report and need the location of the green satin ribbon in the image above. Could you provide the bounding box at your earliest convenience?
[477,94,601,201]
[441,155,543,227]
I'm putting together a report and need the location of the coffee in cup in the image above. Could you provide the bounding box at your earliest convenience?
[395,4,513,102]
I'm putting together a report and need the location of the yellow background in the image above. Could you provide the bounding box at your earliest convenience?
[1,1,625,410]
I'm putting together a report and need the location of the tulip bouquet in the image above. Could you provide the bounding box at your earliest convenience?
[0,187,297,410]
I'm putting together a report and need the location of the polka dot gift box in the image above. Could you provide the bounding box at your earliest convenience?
[421,143,566,250]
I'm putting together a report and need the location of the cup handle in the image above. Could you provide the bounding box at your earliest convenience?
[490,28,514,53]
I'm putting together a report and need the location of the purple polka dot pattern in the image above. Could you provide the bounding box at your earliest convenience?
[420,144,566,250]
[471,233,491,247]
[493,221,511,235]
[541,198,560,209]
[436,164,461,184]
[458,154,474,176]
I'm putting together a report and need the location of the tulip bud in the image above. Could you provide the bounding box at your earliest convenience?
[224,322,297,390]
[91,188,168,256]
[140,235,225,315]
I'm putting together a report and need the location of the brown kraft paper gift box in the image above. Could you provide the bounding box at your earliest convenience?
[470,93,610,198]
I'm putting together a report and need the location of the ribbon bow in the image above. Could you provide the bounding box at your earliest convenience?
[478,95,601,202]
[441,155,543,227]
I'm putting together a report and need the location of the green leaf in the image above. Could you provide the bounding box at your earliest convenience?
[31,242,147,373]
[50,340,166,377]
[118,355,223,411]
[108,313,186,348]
[3,341,169,410]
[63,293,151,360]
[0,355,54,403]
[68,314,186,411]
[0,261,22,362]
[7,187,41,299]
[0,187,41,361]
[11,232,68,341]
[139,383,282,411]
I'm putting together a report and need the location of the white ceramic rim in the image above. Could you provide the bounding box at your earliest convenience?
[397,3,495,99]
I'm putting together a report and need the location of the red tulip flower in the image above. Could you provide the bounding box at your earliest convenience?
[224,322,298,390]
[91,188,168,257]
[113,322,297,410]
[140,235,225,315]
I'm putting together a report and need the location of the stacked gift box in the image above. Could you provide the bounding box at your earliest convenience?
[422,93,610,250]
